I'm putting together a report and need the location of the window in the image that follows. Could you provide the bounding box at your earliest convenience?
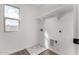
[4,5,20,31]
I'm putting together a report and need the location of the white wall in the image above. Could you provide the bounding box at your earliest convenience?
[75,4,79,55]
[58,11,75,54]
[0,4,41,54]
[37,4,77,55]
[38,4,66,48]
[44,11,76,54]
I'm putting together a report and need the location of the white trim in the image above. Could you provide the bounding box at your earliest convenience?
[49,48,62,55]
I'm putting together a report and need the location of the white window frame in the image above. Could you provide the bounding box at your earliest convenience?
[4,4,20,32]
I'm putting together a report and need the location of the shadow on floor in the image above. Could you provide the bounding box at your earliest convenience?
[10,49,30,55]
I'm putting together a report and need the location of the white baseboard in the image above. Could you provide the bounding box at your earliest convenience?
[49,48,62,55]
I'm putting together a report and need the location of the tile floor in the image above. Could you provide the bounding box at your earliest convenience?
[27,44,47,55]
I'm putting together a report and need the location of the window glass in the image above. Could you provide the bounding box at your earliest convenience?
[5,5,19,19]
[5,19,19,26]
[5,19,19,31]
